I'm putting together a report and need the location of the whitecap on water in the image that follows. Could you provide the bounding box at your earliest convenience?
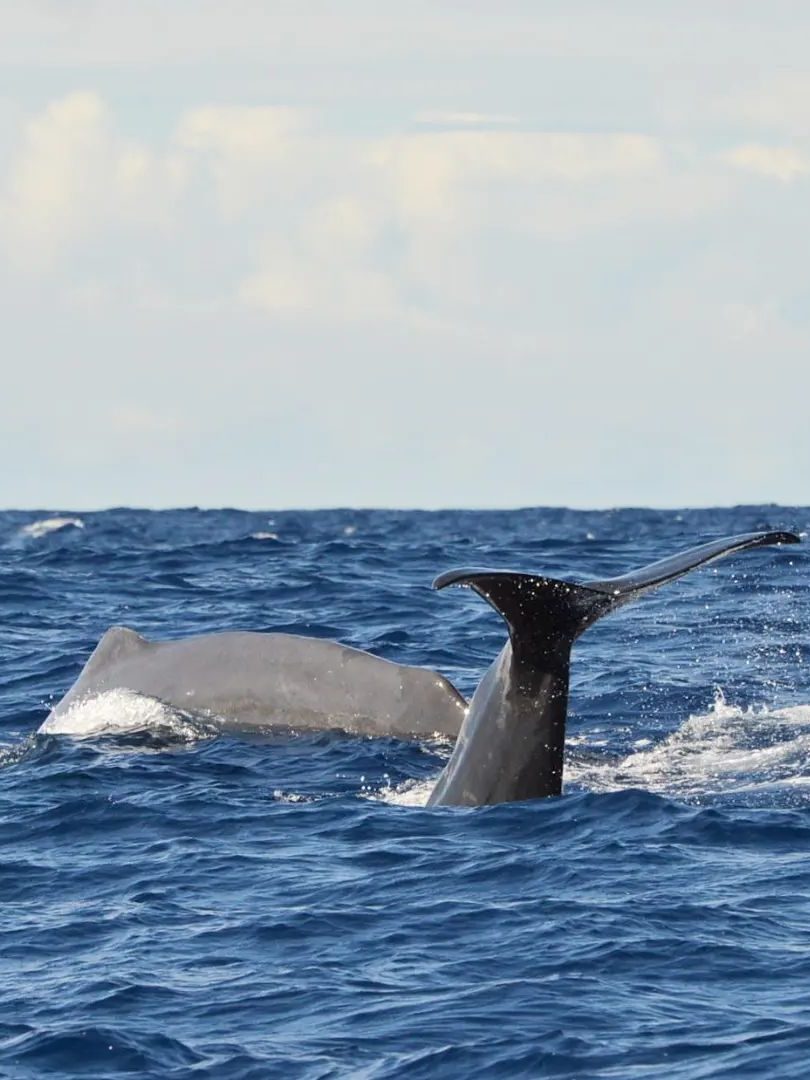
[38,686,810,806]
[0,740,36,769]
[371,778,436,807]
[21,517,84,539]
[568,689,810,801]
[272,789,312,803]
[38,688,215,743]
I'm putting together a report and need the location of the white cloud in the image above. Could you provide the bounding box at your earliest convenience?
[2,92,113,266]
[238,194,399,320]
[174,105,308,218]
[370,132,664,219]
[0,91,184,271]
[2,82,810,508]
[724,143,810,182]
[0,97,681,322]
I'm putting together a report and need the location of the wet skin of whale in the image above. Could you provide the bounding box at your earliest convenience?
[47,629,467,739]
[427,530,801,807]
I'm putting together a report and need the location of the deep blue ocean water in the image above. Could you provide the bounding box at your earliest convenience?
[2,506,809,1079]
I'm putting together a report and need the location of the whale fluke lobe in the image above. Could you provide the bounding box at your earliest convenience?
[429,530,800,807]
[434,531,800,652]
[433,571,612,666]
[584,530,801,605]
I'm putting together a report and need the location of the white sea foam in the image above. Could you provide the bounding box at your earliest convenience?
[373,778,436,807]
[39,688,212,742]
[376,691,810,806]
[567,689,810,799]
[0,741,34,768]
[272,789,311,803]
[21,516,84,539]
[250,531,279,541]
[38,684,810,805]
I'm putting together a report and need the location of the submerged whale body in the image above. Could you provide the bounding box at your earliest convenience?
[46,629,467,739]
[427,530,801,808]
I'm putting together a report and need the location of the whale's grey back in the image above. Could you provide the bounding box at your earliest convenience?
[50,628,466,738]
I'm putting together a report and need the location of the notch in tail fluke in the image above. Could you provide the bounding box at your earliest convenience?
[433,530,800,655]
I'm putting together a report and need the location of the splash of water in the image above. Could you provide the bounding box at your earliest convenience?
[568,689,810,800]
[38,688,214,743]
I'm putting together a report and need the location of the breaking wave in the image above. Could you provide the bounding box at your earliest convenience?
[20,516,84,539]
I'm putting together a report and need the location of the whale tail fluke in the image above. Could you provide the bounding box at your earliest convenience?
[585,530,800,605]
[433,530,800,661]
[430,530,799,806]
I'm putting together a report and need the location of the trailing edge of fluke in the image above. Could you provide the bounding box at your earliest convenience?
[427,530,801,808]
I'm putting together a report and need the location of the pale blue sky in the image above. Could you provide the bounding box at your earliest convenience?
[2,2,809,509]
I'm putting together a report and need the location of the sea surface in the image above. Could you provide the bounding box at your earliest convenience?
[1,506,809,1079]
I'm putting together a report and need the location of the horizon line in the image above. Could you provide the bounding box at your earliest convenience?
[1,501,804,515]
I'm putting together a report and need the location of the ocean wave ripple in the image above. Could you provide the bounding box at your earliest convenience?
[2,506,810,1079]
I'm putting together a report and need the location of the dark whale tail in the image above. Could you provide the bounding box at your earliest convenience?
[434,530,800,662]
[429,530,800,805]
